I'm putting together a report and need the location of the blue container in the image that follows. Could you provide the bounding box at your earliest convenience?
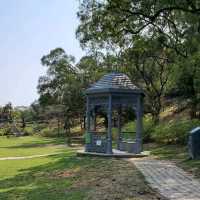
[188,127,200,159]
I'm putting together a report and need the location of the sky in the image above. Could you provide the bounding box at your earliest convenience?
[0,0,84,106]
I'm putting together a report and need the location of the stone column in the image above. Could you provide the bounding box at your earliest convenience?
[85,96,91,152]
[106,95,113,154]
[94,110,96,131]
[117,106,122,150]
[135,95,143,153]
[91,107,96,131]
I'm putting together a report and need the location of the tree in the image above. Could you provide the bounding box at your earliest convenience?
[19,108,37,128]
[38,48,77,105]
[77,0,200,56]
[0,103,13,123]
[173,53,200,118]
[121,38,174,123]
[38,48,86,140]
[77,0,200,121]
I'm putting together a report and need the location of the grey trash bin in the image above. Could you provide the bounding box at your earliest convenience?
[188,127,200,159]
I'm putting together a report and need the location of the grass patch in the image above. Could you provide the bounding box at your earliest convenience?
[0,136,162,200]
[0,152,85,200]
[0,154,162,200]
[0,136,67,157]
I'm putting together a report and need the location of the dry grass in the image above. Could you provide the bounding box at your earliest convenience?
[70,158,165,200]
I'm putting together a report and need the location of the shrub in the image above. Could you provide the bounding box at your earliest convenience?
[122,122,136,140]
[113,115,154,142]
[40,127,54,137]
[0,128,5,136]
[0,124,12,136]
[33,123,47,132]
[152,119,200,144]
[23,126,34,136]
[143,115,155,143]
[117,115,200,145]
[39,127,65,137]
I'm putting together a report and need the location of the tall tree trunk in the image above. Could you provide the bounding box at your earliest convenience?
[83,116,86,129]
[57,118,60,136]
[151,97,162,125]
[152,113,160,125]
[190,97,197,119]
[64,118,71,146]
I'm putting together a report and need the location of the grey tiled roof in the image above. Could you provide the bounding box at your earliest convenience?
[86,72,142,94]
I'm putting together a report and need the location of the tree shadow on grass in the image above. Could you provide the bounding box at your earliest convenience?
[0,153,94,200]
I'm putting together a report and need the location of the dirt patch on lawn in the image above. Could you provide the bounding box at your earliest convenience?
[51,168,80,179]
[70,158,165,200]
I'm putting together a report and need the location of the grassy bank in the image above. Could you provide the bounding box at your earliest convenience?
[144,143,200,178]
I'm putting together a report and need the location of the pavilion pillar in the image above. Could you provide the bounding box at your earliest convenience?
[117,106,122,150]
[85,96,91,152]
[135,95,143,153]
[106,95,113,154]
[91,108,96,131]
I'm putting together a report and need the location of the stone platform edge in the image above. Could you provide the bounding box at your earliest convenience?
[77,149,149,158]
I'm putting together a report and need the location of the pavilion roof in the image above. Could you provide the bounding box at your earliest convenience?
[86,72,143,95]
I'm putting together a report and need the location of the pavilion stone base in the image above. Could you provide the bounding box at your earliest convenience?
[86,134,142,155]
[77,149,148,158]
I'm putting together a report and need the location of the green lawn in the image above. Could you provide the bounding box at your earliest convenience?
[0,136,161,200]
[0,153,75,200]
[0,136,67,157]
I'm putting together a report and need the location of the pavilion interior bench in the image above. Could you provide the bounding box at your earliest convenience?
[119,140,138,153]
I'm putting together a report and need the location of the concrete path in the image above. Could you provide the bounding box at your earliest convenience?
[129,158,200,200]
[0,153,61,160]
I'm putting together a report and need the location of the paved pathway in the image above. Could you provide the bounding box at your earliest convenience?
[129,158,200,200]
[0,153,61,160]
